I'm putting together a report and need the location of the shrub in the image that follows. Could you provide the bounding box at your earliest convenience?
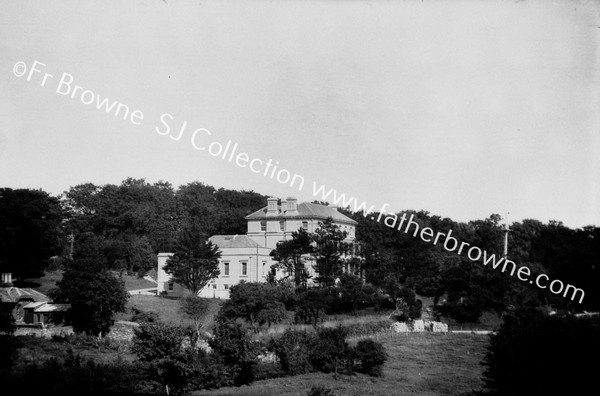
[307,386,337,396]
[310,326,354,376]
[131,308,160,323]
[354,339,387,376]
[208,321,260,386]
[295,287,335,326]
[268,329,315,375]
[132,322,188,363]
[4,351,153,394]
[0,305,16,334]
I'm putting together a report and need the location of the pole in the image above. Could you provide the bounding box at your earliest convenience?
[503,212,509,259]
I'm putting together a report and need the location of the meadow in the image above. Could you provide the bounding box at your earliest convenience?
[193,332,489,396]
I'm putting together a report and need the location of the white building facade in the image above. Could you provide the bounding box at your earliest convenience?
[157,197,358,299]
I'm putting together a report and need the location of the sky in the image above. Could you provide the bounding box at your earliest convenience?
[1,0,598,228]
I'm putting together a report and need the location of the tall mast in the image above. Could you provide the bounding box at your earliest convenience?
[503,212,510,259]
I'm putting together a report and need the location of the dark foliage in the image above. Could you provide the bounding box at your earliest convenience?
[208,321,260,386]
[131,308,160,323]
[268,329,315,375]
[218,282,286,330]
[50,259,128,336]
[481,308,600,395]
[354,339,388,376]
[0,188,64,280]
[0,304,16,334]
[307,386,337,396]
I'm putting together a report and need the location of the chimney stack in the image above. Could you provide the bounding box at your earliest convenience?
[267,197,279,216]
[1,273,13,286]
[286,197,298,214]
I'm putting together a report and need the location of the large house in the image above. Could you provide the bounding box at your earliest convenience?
[157,197,358,299]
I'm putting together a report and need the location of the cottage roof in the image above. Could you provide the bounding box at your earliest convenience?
[245,202,358,225]
[209,235,261,249]
[0,287,49,303]
[33,303,70,313]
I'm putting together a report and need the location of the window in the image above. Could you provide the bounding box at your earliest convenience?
[224,262,230,276]
[279,220,285,232]
[302,221,308,230]
[212,284,217,289]
[261,221,267,232]
[262,261,267,277]
[224,284,229,290]
[168,282,174,291]
[241,261,248,276]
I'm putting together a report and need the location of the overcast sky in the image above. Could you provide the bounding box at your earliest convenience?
[1,0,598,228]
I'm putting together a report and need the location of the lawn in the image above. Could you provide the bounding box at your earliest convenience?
[21,270,156,294]
[115,294,225,332]
[119,273,156,291]
[193,332,490,396]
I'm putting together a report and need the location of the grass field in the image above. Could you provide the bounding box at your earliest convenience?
[193,332,489,396]
[115,294,224,332]
[24,270,156,294]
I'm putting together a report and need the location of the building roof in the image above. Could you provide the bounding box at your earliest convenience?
[33,303,71,313]
[209,235,261,249]
[245,202,358,225]
[0,287,50,304]
[23,301,47,309]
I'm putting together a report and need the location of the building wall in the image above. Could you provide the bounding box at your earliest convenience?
[199,246,278,299]
[158,249,279,299]
[247,218,355,249]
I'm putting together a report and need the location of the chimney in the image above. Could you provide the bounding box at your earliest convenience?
[286,197,298,214]
[1,273,13,286]
[267,197,279,216]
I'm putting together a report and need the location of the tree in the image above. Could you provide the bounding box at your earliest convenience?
[219,282,286,330]
[295,287,334,326]
[0,188,64,280]
[131,321,191,395]
[482,308,599,394]
[270,228,314,287]
[132,321,188,363]
[163,225,221,295]
[179,296,210,342]
[0,305,16,334]
[312,218,349,287]
[50,259,128,336]
[208,321,260,386]
[338,273,365,313]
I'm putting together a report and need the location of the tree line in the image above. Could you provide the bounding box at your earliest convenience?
[1,179,599,325]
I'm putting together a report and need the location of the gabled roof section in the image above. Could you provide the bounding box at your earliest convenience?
[245,202,357,225]
[209,235,261,249]
[0,287,50,304]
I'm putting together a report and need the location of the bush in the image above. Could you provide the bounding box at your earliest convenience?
[354,339,387,376]
[209,321,260,386]
[4,351,154,395]
[307,386,336,396]
[131,308,160,323]
[268,329,315,375]
[0,305,16,334]
[295,287,336,325]
[132,322,188,363]
[481,308,600,395]
[310,326,354,375]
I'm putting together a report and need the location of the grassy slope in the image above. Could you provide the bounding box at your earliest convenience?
[115,294,224,332]
[25,270,155,294]
[193,333,489,396]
